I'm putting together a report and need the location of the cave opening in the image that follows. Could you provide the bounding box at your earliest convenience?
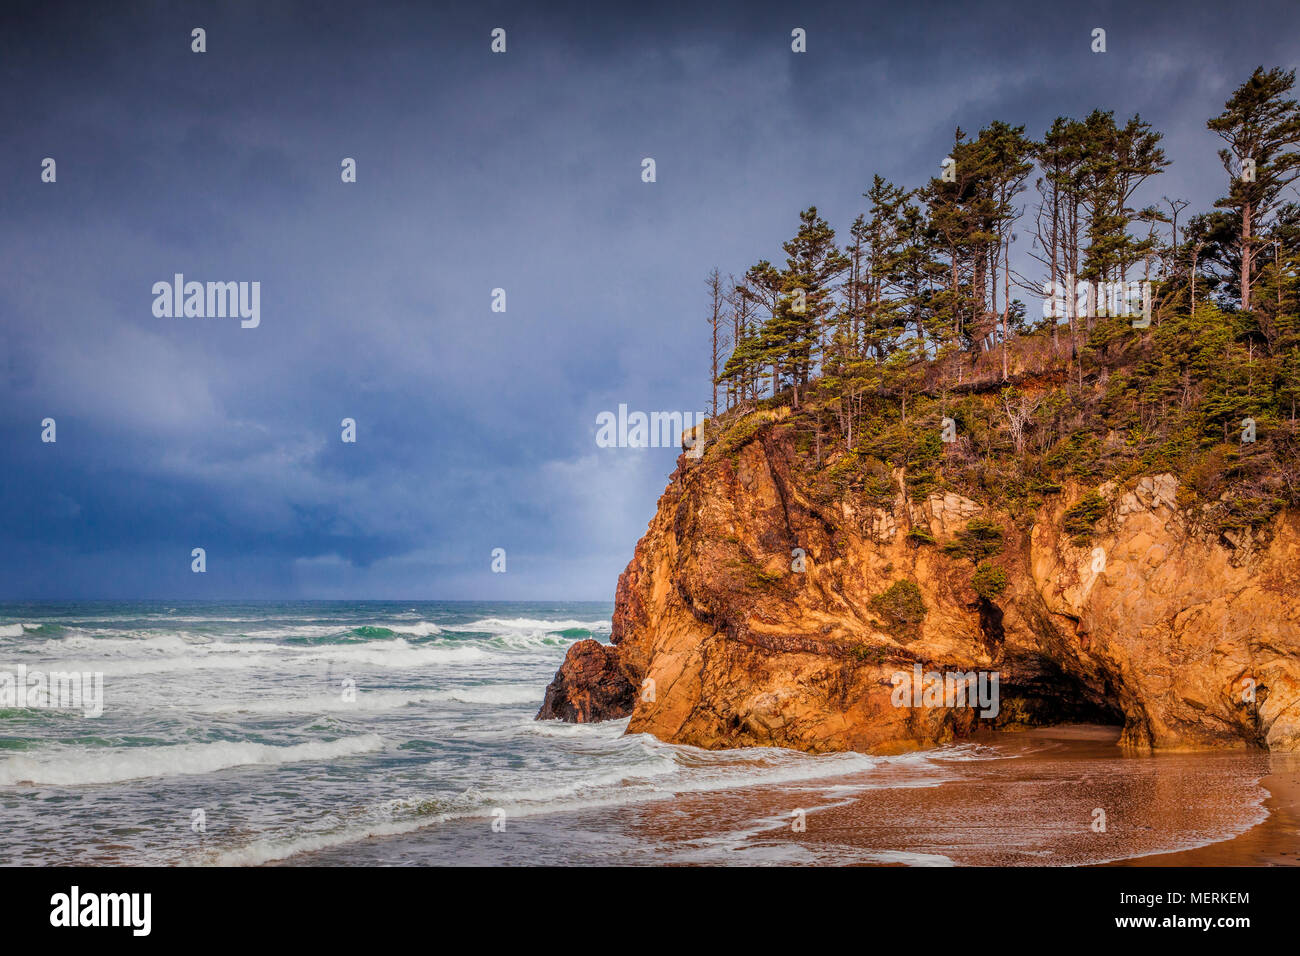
[991,658,1125,730]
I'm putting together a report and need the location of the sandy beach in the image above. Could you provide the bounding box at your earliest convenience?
[758,724,1296,866]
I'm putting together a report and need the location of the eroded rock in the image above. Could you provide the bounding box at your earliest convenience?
[536,639,637,723]
[538,427,1300,753]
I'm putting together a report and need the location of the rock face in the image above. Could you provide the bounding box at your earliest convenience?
[539,424,1300,753]
[535,639,637,723]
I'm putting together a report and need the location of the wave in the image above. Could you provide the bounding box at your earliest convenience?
[441,617,611,635]
[36,633,255,655]
[432,618,611,652]
[299,640,488,667]
[211,730,970,866]
[240,625,354,640]
[209,753,684,866]
[15,636,490,676]
[211,816,439,866]
[188,685,542,714]
[190,690,440,714]
[9,619,596,673]
[388,622,443,637]
[925,743,1015,761]
[0,735,386,787]
[349,626,396,639]
[436,684,545,706]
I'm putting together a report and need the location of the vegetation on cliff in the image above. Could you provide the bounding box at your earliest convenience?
[868,579,927,641]
[699,67,1300,541]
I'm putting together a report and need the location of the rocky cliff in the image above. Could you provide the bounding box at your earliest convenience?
[538,415,1300,754]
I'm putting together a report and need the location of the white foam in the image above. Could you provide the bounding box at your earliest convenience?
[170,681,540,714]
[387,622,443,637]
[16,636,487,677]
[442,617,611,635]
[189,682,542,714]
[0,735,385,786]
[238,625,352,639]
[298,639,487,668]
[438,684,543,705]
[926,743,1014,762]
[38,633,249,655]
[210,817,434,866]
[189,691,443,715]
[207,732,962,865]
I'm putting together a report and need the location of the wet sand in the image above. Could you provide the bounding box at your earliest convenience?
[761,724,1294,866]
[286,723,1297,866]
[1105,753,1300,866]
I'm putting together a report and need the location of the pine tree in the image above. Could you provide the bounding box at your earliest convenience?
[1036,117,1090,353]
[924,127,994,349]
[743,260,784,397]
[977,121,1035,377]
[859,176,910,359]
[771,207,849,406]
[1075,111,1168,290]
[887,198,942,356]
[1207,67,1300,310]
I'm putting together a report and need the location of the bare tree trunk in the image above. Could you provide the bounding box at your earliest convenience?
[1050,182,1060,350]
[1191,243,1203,313]
[706,269,723,417]
[1241,201,1253,310]
[951,250,960,343]
[1001,230,1011,381]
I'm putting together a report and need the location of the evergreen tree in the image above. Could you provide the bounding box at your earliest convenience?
[770,207,849,406]
[1076,111,1168,288]
[1207,67,1300,310]
[859,176,910,359]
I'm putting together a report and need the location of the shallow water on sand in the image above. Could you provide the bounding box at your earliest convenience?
[288,726,1279,866]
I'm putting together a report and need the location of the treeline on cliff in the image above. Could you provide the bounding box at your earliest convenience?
[700,66,1300,538]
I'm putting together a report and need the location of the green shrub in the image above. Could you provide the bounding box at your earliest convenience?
[726,555,785,590]
[820,454,860,489]
[848,644,890,665]
[971,561,1008,600]
[1063,491,1107,543]
[905,467,939,498]
[1215,491,1286,535]
[942,517,1005,561]
[869,579,927,641]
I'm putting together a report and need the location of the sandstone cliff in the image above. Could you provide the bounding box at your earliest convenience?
[538,416,1300,754]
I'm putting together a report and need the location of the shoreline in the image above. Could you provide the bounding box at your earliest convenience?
[1102,754,1300,866]
[275,723,1299,866]
[759,724,1293,866]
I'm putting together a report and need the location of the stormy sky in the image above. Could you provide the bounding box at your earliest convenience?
[1,0,1296,600]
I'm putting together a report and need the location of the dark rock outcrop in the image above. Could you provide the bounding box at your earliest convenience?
[536,639,637,722]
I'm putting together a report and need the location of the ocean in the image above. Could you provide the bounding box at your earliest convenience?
[0,601,1273,866]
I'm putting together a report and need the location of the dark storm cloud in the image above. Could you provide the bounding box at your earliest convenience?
[0,0,1296,598]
